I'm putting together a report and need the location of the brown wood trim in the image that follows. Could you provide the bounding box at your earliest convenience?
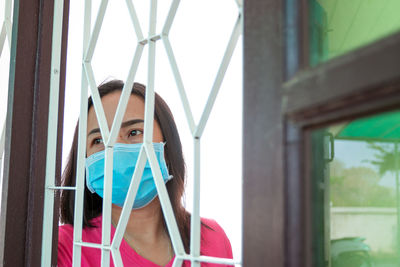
[289,82,400,128]
[283,31,400,116]
[0,0,67,265]
[284,0,309,80]
[284,122,308,267]
[283,2,311,266]
[243,0,284,266]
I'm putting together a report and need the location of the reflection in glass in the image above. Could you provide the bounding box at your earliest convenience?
[311,110,400,267]
[309,0,400,65]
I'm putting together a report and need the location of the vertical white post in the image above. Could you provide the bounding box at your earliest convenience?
[73,0,92,266]
[101,146,113,266]
[40,0,64,265]
[143,0,157,145]
[190,137,201,267]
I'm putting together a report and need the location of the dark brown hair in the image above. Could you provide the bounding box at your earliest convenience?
[60,80,191,252]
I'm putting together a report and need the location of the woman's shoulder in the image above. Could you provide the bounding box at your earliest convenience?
[201,218,225,231]
[200,217,233,259]
[59,216,102,235]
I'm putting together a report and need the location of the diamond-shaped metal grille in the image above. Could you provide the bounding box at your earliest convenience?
[41,0,242,266]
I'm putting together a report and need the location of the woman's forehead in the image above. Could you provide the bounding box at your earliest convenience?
[87,92,145,129]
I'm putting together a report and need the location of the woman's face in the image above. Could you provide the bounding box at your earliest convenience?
[86,91,164,157]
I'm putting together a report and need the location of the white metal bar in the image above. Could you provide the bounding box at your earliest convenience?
[194,15,241,138]
[4,0,12,22]
[5,20,11,49]
[235,0,243,8]
[125,0,144,40]
[72,78,89,267]
[138,38,148,45]
[4,0,12,48]
[0,23,6,58]
[144,143,185,256]
[150,34,161,41]
[4,20,11,49]
[84,62,110,143]
[72,77,89,267]
[75,242,105,249]
[40,0,64,265]
[0,0,11,55]
[190,138,201,267]
[47,186,76,190]
[162,0,180,35]
[177,254,240,265]
[111,146,145,248]
[0,121,5,193]
[142,0,157,145]
[143,41,156,144]
[73,0,92,265]
[149,0,157,37]
[162,36,195,134]
[111,146,147,267]
[111,246,123,267]
[172,257,183,267]
[84,0,109,62]
[107,43,144,146]
[0,122,5,162]
[101,147,113,267]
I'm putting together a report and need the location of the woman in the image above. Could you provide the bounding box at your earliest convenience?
[58,80,233,266]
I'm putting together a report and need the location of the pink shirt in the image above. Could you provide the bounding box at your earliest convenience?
[58,216,233,266]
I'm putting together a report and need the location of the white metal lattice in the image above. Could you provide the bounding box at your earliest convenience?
[41,0,243,266]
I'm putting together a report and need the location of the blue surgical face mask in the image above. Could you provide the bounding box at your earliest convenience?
[85,142,172,209]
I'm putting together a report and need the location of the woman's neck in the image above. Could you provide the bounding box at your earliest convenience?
[111,197,166,242]
[110,197,174,265]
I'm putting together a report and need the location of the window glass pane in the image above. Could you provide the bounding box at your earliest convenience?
[311,110,400,267]
[309,0,400,66]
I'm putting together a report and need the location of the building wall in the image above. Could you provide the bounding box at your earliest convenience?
[331,207,398,253]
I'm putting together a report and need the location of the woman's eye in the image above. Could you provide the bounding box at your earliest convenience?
[129,129,143,137]
[93,138,103,145]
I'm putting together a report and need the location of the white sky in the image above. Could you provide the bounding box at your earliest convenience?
[0,0,243,262]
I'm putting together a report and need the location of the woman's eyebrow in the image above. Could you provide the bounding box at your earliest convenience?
[120,119,144,129]
[87,119,145,137]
